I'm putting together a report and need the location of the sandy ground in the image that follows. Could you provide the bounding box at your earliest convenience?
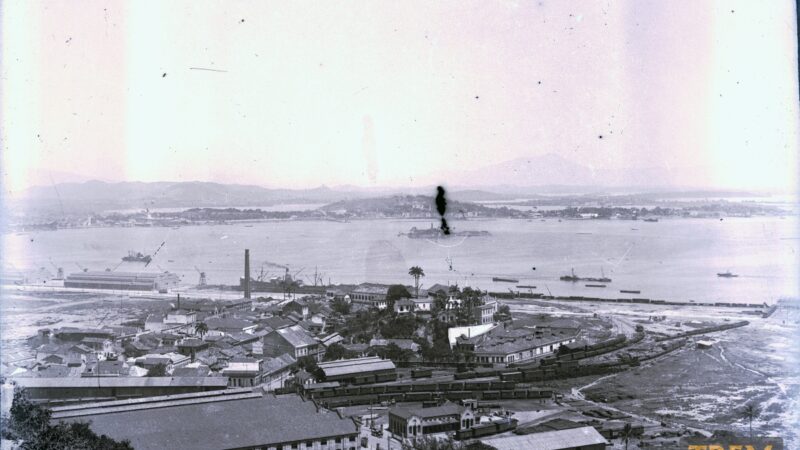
[503,297,800,448]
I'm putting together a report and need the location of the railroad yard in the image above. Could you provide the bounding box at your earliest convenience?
[2,283,797,449]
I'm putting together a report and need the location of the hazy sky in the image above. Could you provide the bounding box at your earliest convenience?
[2,1,798,192]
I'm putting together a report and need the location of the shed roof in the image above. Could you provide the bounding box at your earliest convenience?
[318,356,395,378]
[390,402,466,420]
[481,425,607,450]
[275,325,318,348]
[12,377,228,389]
[53,393,358,450]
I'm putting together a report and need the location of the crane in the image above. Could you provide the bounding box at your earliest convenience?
[194,266,207,286]
[48,258,64,280]
[144,241,166,268]
[74,262,88,273]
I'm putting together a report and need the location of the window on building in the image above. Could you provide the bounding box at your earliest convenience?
[335,438,341,443]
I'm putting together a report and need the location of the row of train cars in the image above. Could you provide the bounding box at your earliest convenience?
[298,333,653,408]
[303,379,554,408]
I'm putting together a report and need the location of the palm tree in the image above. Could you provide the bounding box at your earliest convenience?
[408,266,425,298]
[194,321,209,338]
[742,403,760,439]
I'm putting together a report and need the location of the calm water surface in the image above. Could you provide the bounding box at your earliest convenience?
[3,217,798,304]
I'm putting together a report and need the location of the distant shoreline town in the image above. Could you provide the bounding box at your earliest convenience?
[7,194,791,232]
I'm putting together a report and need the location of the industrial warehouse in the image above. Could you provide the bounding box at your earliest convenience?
[64,270,181,292]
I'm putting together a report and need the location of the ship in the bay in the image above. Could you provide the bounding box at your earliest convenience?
[559,268,611,283]
[492,277,519,283]
[399,224,490,239]
[717,271,739,278]
[122,251,152,263]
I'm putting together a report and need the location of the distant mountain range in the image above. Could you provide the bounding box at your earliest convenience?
[433,153,710,191]
[8,153,762,216]
[7,180,517,216]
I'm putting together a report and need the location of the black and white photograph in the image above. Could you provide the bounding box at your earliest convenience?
[1,1,798,449]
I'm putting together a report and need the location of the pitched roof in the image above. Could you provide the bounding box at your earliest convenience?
[260,316,293,330]
[390,402,466,420]
[13,377,228,389]
[262,354,296,375]
[204,317,254,330]
[52,393,358,450]
[275,325,317,348]
[318,356,395,378]
[482,425,607,450]
[352,284,389,295]
[464,326,580,355]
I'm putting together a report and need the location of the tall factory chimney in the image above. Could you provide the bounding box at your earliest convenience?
[244,249,251,299]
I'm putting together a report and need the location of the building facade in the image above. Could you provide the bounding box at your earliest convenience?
[388,403,474,438]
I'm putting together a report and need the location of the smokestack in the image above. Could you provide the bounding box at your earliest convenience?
[244,249,251,299]
[177,293,181,310]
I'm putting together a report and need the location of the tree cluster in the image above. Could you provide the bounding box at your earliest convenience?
[2,389,133,450]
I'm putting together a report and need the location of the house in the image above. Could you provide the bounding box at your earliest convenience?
[144,314,169,332]
[50,392,360,450]
[297,320,325,335]
[80,337,111,352]
[136,352,191,373]
[41,354,66,365]
[261,353,296,392]
[176,338,211,359]
[65,354,83,367]
[427,283,454,298]
[172,364,211,378]
[320,333,344,348]
[325,288,349,302]
[67,344,94,356]
[262,325,321,361]
[388,402,475,438]
[349,284,389,309]
[411,297,433,312]
[204,317,257,335]
[124,340,153,358]
[82,360,128,377]
[455,326,580,365]
[221,357,263,387]
[164,310,197,325]
[259,316,293,331]
[282,299,309,319]
[474,299,499,325]
[35,344,65,362]
[137,354,174,372]
[394,298,415,314]
[294,369,316,386]
[52,327,115,342]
